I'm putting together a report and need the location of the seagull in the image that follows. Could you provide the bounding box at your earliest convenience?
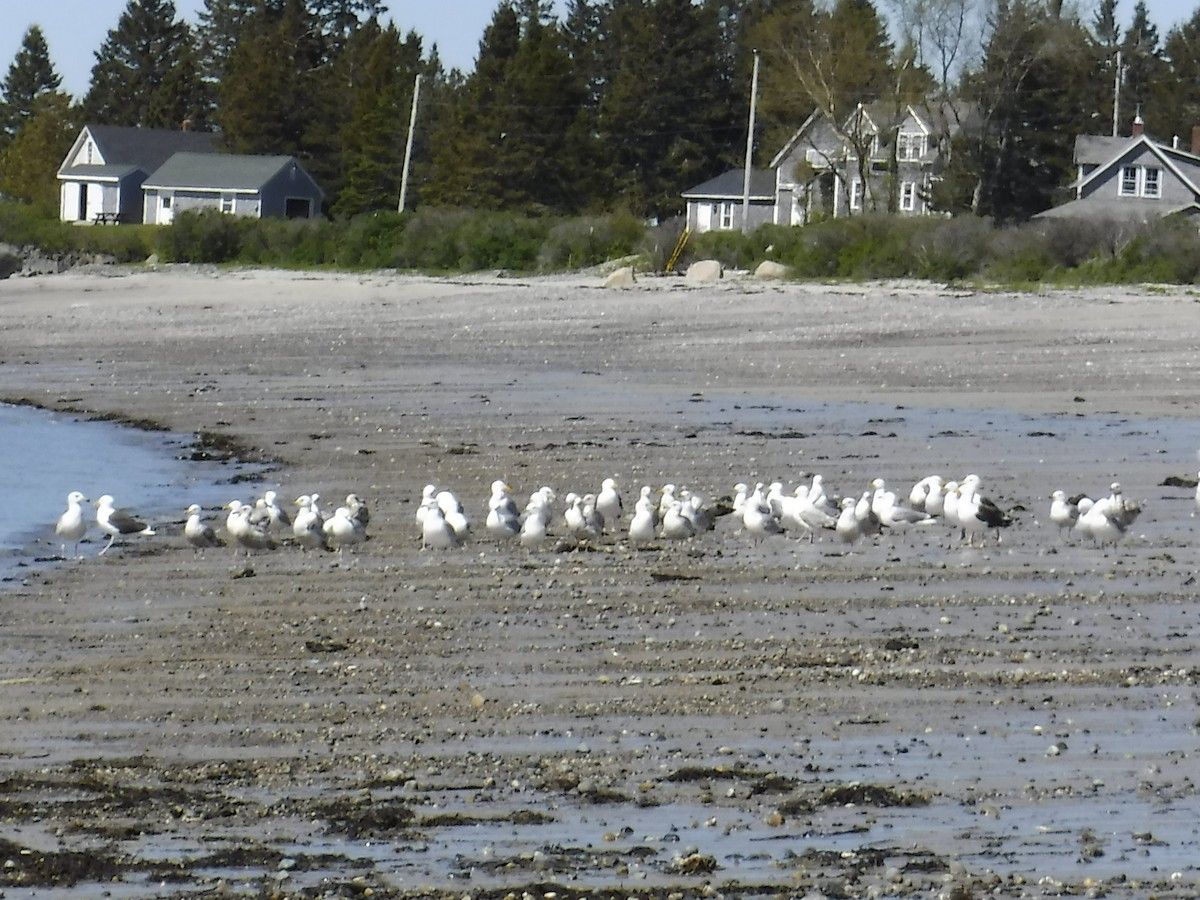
[437,489,470,539]
[1049,490,1082,537]
[596,477,623,528]
[226,501,275,552]
[660,501,696,540]
[627,497,658,545]
[346,493,370,528]
[415,484,438,527]
[324,505,367,553]
[184,504,223,549]
[95,494,155,556]
[485,480,521,541]
[55,491,89,558]
[956,475,1014,546]
[293,495,329,550]
[835,497,864,545]
[256,489,292,533]
[423,503,462,549]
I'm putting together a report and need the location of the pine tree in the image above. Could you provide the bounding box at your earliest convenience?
[0,92,77,211]
[333,22,428,217]
[597,0,738,219]
[1151,9,1200,146]
[937,0,1108,220]
[1120,0,1163,132]
[84,0,206,128]
[0,25,64,147]
[195,0,258,85]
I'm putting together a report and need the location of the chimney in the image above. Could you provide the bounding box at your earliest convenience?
[1131,114,1144,137]
[1192,125,1200,156]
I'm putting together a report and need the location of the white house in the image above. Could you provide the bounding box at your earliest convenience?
[57,124,219,224]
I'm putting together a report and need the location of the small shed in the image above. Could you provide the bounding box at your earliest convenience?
[141,153,324,224]
[682,169,775,234]
[57,124,219,225]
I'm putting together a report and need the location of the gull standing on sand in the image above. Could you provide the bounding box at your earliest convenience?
[486,480,521,541]
[95,494,156,556]
[596,477,623,529]
[423,503,462,549]
[56,491,89,558]
[293,495,328,550]
[324,505,367,552]
[184,504,223,549]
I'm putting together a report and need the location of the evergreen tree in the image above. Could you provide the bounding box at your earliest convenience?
[1119,0,1163,131]
[333,21,427,217]
[84,0,206,128]
[936,0,1107,221]
[1092,0,1120,45]
[217,0,327,156]
[0,25,63,147]
[597,0,738,219]
[310,0,392,59]
[195,0,258,85]
[1152,9,1200,146]
[0,92,77,211]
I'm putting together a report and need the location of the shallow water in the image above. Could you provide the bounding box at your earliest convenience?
[0,403,265,578]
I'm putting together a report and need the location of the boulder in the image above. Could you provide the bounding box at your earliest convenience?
[753,260,790,281]
[603,266,636,289]
[684,259,722,284]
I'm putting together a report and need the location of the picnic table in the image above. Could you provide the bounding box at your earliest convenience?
[92,211,121,224]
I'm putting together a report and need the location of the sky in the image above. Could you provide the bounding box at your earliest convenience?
[0,1,563,99]
[0,0,1193,100]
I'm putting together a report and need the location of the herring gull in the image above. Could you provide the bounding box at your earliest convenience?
[95,494,155,556]
[55,491,89,558]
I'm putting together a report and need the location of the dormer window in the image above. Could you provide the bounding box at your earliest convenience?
[1119,164,1161,198]
[897,132,926,160]
[85,140,94,164]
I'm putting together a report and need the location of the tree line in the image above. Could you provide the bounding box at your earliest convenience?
[1,0,1198,227]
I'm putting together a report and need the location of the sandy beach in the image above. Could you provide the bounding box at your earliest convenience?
[1,266,1200,897]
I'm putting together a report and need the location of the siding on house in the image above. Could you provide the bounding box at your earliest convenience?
[141,153,324,225]
[57,125,218,224]
[681,169,776,234]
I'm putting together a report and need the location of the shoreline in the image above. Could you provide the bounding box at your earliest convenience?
[1,267,1199,897]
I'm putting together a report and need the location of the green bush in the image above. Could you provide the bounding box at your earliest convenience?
[536,213,644,271]
[910,216,994,281]
[157,209,245,264]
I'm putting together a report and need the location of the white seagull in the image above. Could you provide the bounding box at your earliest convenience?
[95,494,155,556]
[55,490,89,558]
[184,504,223,550]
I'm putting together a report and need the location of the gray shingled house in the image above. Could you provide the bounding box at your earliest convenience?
[58,124,219,224]
[681,169,775,233]
[141,152,324,224]
[1036,120,1200,223]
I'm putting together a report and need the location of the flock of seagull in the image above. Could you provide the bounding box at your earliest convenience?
[415,470,1166,552]
[51,467,1191,560]
[53,490,370,558]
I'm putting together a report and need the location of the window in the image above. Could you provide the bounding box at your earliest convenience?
[220,195,234,214]
[1120,165,1163,198]
[898,132,926,160]
[719,202,734,229]
[1120,166,1138,196]
[850,180,864,210]
[900,182,917,211]
[161,196,171,209]
[1143,167,1160,198]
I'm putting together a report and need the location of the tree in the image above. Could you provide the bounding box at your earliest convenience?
[0,25,63,147]
[1151,9,1200,145]
[84,0,207,128]
[934,0,1108,221]
[0,92,77,211]
[596,0,738,219]
[217,0,328,156]
[1119,0,1164,132]
[333,21,427,216]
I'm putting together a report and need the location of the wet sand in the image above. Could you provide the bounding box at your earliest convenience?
[1,267,1200,897]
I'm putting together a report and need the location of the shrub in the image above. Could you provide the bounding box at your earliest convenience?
[536,213,644,271]
[157,209,245,264]
[910,216,994,281]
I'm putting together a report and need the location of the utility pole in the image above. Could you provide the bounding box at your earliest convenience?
[399,73,422,213]
[1112,50,1121,137]
[741,50,760,234]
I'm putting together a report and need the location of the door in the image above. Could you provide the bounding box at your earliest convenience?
[78,183,88,222]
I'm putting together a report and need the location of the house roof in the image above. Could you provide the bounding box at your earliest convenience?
[70,124,219,173]
[682,169,775,200]
[143,153,322,194]
[1035,197,1200,222]
[56,163,142,182]
[1073,133,1200,197]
